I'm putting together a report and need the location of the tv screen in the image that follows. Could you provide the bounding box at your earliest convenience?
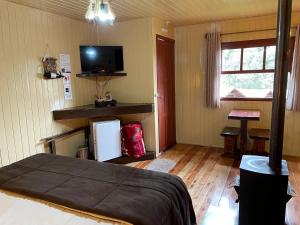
[80,46,124,73]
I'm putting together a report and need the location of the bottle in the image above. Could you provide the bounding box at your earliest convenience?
[44,71,64,79]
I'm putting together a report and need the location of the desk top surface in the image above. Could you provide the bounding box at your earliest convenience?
[228,109,261,120]
[52,103,154,120]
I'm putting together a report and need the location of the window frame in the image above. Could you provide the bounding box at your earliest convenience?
[220,38,294,101]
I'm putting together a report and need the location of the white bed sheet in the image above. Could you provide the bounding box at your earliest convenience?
[0,190,131,225]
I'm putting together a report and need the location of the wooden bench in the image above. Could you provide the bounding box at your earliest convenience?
[221,127,240,155]
[249,128,270,155]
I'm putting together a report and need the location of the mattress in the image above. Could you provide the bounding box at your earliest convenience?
[0,189,131,225]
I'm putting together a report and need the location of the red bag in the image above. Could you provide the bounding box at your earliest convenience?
[121,122,145,159]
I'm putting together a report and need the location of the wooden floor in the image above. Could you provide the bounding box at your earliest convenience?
[130,144,300,225]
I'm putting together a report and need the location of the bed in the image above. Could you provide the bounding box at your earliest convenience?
[0,154,196,225]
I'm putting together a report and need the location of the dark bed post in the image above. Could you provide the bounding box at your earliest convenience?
[269,0,293,170]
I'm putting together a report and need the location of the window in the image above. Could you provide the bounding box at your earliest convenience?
[220,38,294,101]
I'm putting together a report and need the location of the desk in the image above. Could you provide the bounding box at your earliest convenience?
[228,109,260,153]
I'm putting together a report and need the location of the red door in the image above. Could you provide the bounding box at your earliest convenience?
[156,35,176,152]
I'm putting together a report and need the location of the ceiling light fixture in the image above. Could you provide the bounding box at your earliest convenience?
[85,0,115,24]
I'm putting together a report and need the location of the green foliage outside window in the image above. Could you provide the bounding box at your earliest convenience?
[221,44,276,98]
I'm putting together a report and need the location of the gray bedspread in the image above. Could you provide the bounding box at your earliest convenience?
[0,154,196,225]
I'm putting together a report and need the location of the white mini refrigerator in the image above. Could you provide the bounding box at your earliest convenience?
[91,119,122,162]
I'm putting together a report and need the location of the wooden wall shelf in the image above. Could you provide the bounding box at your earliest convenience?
[76,72,127,78]
[53,103,154,120]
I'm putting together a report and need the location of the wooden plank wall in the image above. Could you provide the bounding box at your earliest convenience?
[175,12,300,157]
[0,0,98,166]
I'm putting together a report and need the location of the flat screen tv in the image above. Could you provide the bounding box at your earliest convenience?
[80,46,124,73]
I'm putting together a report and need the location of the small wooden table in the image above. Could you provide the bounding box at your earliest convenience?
[228,109,260,154]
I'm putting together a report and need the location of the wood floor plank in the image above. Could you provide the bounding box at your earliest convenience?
[177,148,207,179]
[218,160,240,211]
[165,145,194,162]
[195,157,234,222]
[134,160,152,169]
[183,149,212,187]
[286,160,300,224]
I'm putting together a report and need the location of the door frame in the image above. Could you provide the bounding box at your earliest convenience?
[156,34,176,152]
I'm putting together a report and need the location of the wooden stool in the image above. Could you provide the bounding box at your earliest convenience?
[249,128,270,155]
[221,127,240,155]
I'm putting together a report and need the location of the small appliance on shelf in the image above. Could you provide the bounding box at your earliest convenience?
[95,91,117,107]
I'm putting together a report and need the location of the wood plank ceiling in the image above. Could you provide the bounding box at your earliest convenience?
[5,0,300,26]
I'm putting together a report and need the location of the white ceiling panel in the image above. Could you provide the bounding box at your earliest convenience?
[5,0,300,26]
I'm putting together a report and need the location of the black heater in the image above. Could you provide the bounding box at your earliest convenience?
[237,0,293,225]
[238,157,290,225]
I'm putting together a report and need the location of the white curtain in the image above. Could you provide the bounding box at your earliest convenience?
[206,32,221,108]
[287,25,300,111]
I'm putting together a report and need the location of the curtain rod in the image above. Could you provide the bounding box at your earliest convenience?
[205,26,297,38]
